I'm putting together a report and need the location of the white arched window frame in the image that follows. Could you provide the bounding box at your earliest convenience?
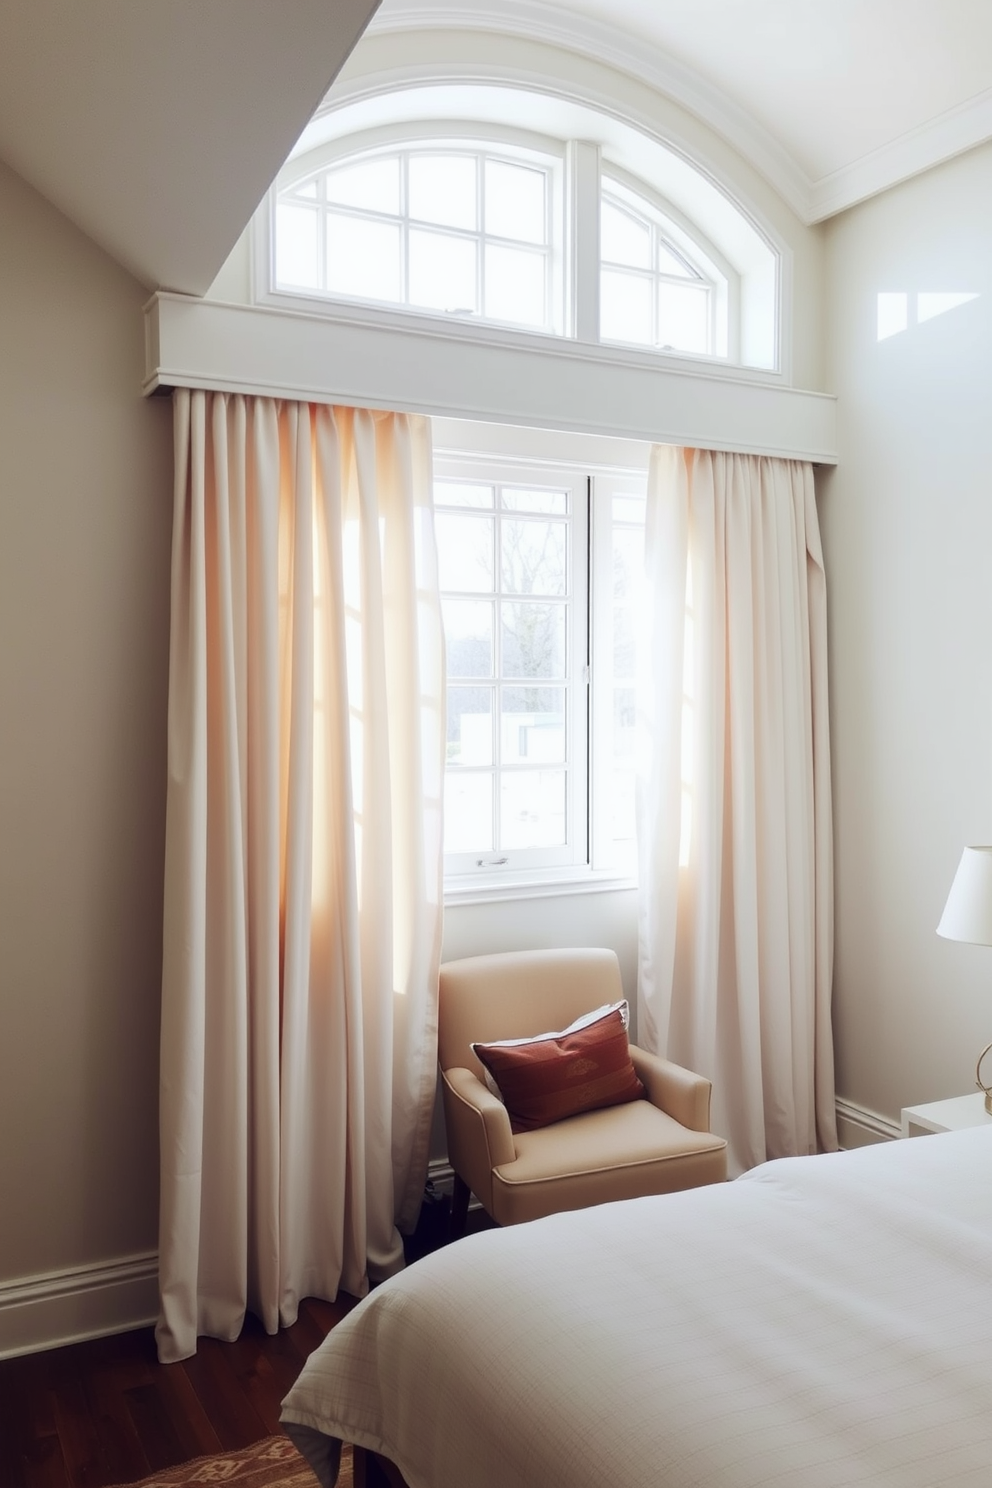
[258,120,754,370]
[266,123,567,336]
[599,168,735,362]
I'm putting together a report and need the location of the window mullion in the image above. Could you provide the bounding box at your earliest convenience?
[566,140,600,344]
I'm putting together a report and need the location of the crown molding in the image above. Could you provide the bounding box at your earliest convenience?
[808,85,992,223]
[367,0,992,226]
[365,0,812,222]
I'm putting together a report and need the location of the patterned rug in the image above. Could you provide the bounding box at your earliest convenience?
[108,1434,352,1487]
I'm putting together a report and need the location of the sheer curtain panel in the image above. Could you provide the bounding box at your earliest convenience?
[637,446,836,1176]
[157,390,444,1364]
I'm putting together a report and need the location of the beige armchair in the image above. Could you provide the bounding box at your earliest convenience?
[439,948,728,1236]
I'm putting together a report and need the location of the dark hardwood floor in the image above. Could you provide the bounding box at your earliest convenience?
[0,1294,357,1488]
[0,1190,491,1488]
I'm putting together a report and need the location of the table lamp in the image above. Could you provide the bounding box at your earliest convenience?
[937,845,992,1114]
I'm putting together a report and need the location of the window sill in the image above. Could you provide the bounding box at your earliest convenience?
[250,288,783,385]
[443,867,638,908]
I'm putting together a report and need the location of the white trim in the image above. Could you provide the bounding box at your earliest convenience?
[0,1252,158,1361]
[144,294,837,465]
[426,1158,456,1196]
[808,87,992,223]
[367,1,992,225]
[445,868,637,907]
[834,1097,901,1150]
[365,0,812,222]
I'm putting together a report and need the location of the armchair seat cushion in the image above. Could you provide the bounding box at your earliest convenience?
[491,1098,727,1226]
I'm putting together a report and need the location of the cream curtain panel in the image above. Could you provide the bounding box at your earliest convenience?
[157,390,444,1365]
[637,446,836,1176]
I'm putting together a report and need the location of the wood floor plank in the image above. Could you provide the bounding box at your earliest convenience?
[81,1365,150,1488]
[154,1358,223,1462]
[121,1383,191,1475]
[178,1336,269,1452]
[49,1360,113,1488]
[0,1293,361,1488]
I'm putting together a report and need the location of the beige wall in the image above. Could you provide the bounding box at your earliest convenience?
[0,159,173,1284]
[821,141,992,1126]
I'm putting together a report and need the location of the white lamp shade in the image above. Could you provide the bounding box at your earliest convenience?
[937,847,992,945]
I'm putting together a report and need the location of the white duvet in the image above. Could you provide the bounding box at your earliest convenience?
[281,1126,992,1487]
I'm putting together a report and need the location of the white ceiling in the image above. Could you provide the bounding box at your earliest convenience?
[0,0,988,293]
[369,0,992,222]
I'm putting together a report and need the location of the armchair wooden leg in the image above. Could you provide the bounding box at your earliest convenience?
[449,1174,471,1241]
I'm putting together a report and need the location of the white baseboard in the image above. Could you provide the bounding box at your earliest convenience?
[0,1251,158,1361]
[835,1097,900,1149]
[0,1115,896,1362]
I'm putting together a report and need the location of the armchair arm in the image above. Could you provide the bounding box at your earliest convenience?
[440,1067,516,1212]
[630,1045,713,1133]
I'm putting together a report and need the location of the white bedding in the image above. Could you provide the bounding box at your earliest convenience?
[281,1127,992,1487]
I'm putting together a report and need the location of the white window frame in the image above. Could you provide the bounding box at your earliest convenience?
[434,425,650,900]
[260,124,567,337]
[599,171,735,362]
[436,453,590,885]
[256,121,754,372]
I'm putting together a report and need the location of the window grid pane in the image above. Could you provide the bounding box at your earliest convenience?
[277,148,554,330]
[600,183,714,355]
[440,479,573,863]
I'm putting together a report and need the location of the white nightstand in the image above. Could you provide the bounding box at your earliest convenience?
[900,1091,992,1138]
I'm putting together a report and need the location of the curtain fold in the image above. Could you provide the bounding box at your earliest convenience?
[637,446,836,1176]
[157,391,444,1364]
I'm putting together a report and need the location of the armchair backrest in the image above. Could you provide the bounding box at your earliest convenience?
[438,948,625,1080]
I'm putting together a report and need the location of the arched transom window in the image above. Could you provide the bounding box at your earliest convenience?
[264,90,779,371]
[276,144,560,333]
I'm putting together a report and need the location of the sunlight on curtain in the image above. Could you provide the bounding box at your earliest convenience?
[157,391,444,1364]
[636,446,836,1176]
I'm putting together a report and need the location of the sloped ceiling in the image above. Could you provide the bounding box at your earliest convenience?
[371,0,992,223]
[0,0,381,293]
[0,0,988,293]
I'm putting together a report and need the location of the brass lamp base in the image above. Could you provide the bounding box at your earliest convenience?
[977,1039,992,1115]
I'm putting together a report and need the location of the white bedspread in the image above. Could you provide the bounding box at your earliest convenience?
[281,1127,992,1487]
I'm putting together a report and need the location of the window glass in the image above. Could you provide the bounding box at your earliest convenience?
[484,243,545,326]
[501,602,566,679]
[500,518,567,597]
[445,773,493,853]
[447,685,494,765]
[484,160,546,244]
[600,269,653,345]
[501,770,566,848]
[601,199,650,269]
[326,216,401,301]
[409,229,478,313]
[326,157,400,214]
[276,204,318,288]
[443,599,494,677]
[501,686,566,764]
[657,281,709,354]
[435,511,495,593]
[409,154,477,230]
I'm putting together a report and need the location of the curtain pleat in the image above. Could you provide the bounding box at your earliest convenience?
[157,391,444,1364]
[637,446,836,1176]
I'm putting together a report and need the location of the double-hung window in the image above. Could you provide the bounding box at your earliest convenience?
[437,461,587,878]
[436,447,648,889]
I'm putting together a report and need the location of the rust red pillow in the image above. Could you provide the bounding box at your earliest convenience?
[472,1002,646,1132]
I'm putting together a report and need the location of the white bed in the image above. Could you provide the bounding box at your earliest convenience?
[281,1126,992,1487]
